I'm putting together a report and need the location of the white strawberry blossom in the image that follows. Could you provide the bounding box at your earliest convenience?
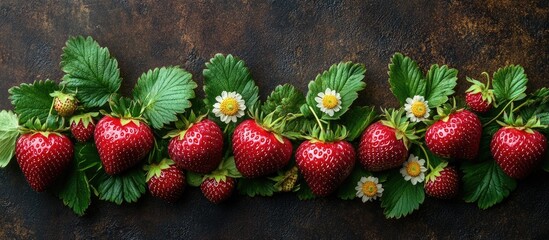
[400,154,428,185]
[315,88,342,117]
[212,91,246,124]
[355,176,384,202]
[404,95,430,122]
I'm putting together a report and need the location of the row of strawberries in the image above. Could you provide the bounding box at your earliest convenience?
[16,84,547,204]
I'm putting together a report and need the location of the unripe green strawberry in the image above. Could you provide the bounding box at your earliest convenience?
[51,91,78,117]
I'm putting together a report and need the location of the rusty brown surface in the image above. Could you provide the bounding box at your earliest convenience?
[1,0,548,239]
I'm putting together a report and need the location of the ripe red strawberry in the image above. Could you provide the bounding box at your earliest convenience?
[465,75,495,113]
[15,132,74,192]
[51,91,78,117]
[145,160,186,203]
[295,140,355,196]
[168,119,223,174]
[425,109,482,160]
[94,115,154,175]
[491,127,547,179]
[424,164,459,199]
[70,113,97,142]
[465,92,492,113]
[359,110,415,171]
[232,119,293,178]
[200,176,235,204]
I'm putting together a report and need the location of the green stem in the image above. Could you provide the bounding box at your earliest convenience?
[511,100,529,114]
[482,99,516,127]
[482,71,491,89]
[415,128,427,134]
[309,106,325,134]
[417,143,434,171]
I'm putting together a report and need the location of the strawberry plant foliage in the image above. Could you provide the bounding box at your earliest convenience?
[61,36,122,108]
[262,84,305,119]
[381,171,425,219]
[389,53,457,108]
[305,62,366,120]
[337,166,371,200]
[203,54,259,124]
[54,143,102,216]
[133,66,197,129]
[237,177,276,197]
[462,160,517,209]
[97,168,147,205]
[340,106,376,141]
[492,65,528,103]
[8,80,59,123]
[0,111,19,167]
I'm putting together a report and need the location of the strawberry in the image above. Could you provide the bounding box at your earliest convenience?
[145,159,186,203]
[425,109,482,160]
[466,92,492,113]
[50,91,78,117]
[200,176,235,204]
[358,109,417,172]
[491,117,547,179]
[168,119,223,174]
[94,115,154,175]
[69,113,98,142]
[465,75,495,113]
[424,163,459,199]
[295,140,355,196]
[15,132,74,192]
[232,119,293,178]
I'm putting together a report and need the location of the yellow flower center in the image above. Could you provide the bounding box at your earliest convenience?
[322,95,339,109]
[406,161,422,177]
[220,97,239,116]
[361,181,378,197]
[411,101,427,117]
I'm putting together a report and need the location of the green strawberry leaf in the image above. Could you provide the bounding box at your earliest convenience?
[237,177,275,197]
[305,62,366,120]
[340,106,376,141]
[337,166,371,200]
[380,170,425,219]
[8,80,59,123]
[296,181,316,200]
[0,111,20,168]
[388,53,426,105]
[492,65,528,103]
[61,36,122,108]
[462,160,517,209]
[425,64,458,107]
[221,156,243,178]
[96,167,147,205]
[186,171,203,187]
[262,84,305,119]
[133,66,197,129]
[203,54,259,125]
[54,143,102,216]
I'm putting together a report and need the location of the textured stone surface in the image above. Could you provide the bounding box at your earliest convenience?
[1,0,549,238]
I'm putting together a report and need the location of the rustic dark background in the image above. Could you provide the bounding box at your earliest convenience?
[1,0,548,239]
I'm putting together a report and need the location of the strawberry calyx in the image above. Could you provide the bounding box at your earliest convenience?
[380,108,420,149]
[300,106,348,143]
[19,116,67,136]
[69,112,99,128]
[102,95,148,126]
[497,112,546,134]
[50,90,77,104]
[465,72,495,105]
[425,162,449,183]
[248,104,292,143]
[164,110,207,140]
[433,101,461,122]
[144,158,175,182]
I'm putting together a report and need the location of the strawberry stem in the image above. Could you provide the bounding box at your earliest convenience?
[482,95,520,127]
[482,72,491,90]
[309,106,325,135]
[417,143,434,171]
